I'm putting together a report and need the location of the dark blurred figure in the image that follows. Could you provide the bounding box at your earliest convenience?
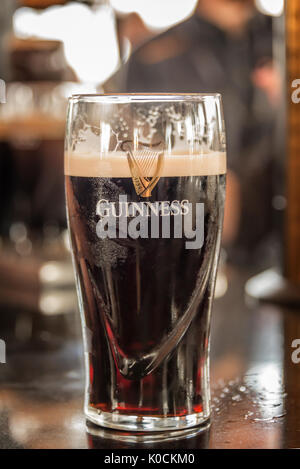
[115,0,281,266]
[116,12,154,55]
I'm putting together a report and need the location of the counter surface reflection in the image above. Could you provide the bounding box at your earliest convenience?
[0,267,299,449]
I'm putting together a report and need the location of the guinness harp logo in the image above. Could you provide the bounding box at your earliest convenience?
[121,140,164,197]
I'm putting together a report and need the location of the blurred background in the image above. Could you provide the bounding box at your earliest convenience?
[0,0,292,371]
[0,0,300,448]
[3,0,300,450]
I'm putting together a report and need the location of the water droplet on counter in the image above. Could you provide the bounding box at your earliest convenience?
[232,394,242,402]
[253,412,286,422]
[245,411,254,420]
[273,411,286,419]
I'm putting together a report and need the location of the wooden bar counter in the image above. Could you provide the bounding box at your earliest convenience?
[0,266,299,449]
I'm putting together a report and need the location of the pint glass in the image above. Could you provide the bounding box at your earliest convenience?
[65,94,226,432]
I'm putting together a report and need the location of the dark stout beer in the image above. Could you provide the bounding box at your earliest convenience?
[65,152,225,425]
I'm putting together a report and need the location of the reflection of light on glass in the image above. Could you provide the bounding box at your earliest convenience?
[13,3,120,85]
[165,121,173,153]
[214,271,228,298]
[204,98,217,126]
[62,229,71,252]
[133,127,139,151]
[185,114,193,148]
[100,122,111,153]
[255,0,284,17]
[111,0,197,30]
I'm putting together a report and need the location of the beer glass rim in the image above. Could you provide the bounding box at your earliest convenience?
[68,93,222,104]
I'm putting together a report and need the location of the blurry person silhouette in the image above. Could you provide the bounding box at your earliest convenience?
[111,0,281,266]
[116,12,154,55]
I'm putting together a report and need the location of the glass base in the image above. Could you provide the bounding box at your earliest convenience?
[86,420,210,444]
[85,405,210,432]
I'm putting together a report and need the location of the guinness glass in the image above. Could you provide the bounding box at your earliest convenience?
[65,94,226,432]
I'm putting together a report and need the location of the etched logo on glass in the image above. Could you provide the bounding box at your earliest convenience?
[121,140,164,198]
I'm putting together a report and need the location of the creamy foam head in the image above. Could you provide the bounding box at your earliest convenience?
[65,151,226,177]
